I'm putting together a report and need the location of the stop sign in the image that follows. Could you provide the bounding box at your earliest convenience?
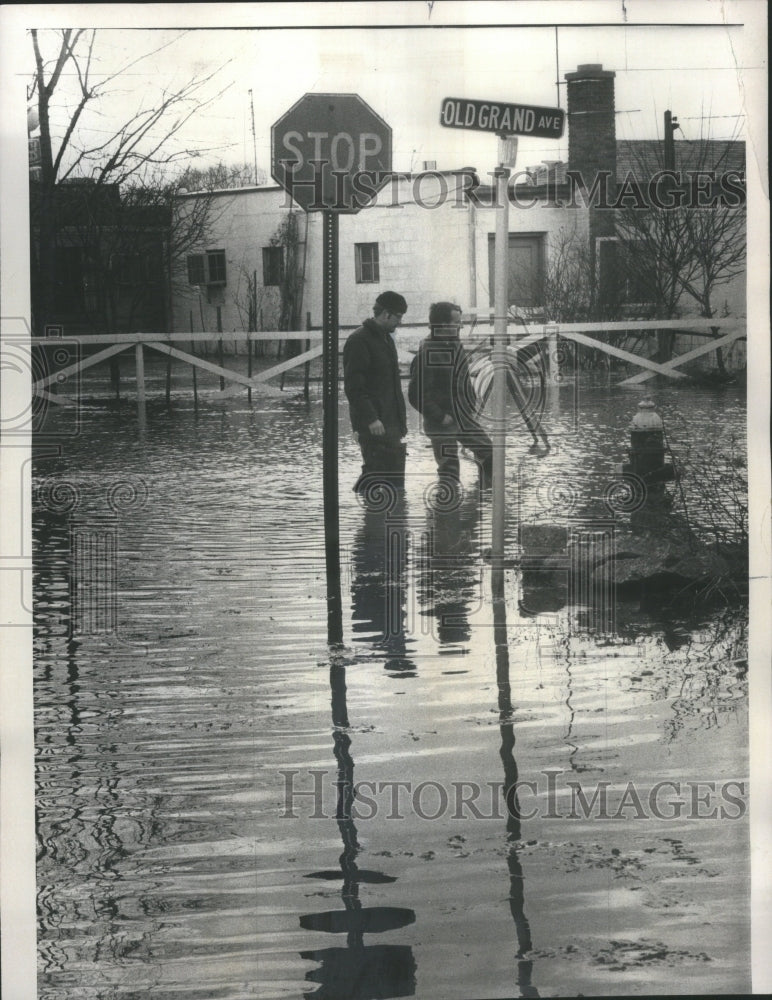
[271,93,392,213]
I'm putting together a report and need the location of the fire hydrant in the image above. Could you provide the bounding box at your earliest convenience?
[622,399,674,500]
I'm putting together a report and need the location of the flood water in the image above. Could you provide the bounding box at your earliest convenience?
[33,368,749,998]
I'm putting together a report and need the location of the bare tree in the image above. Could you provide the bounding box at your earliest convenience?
[613,134,746,361]
[271,211,306,334]
[676,201,746,319]
[31,29,229,186]
[29,28,231,335]
[614,200,698,321]
[180,162,264,191]
[541,224,633,370]
[542,224,595,323]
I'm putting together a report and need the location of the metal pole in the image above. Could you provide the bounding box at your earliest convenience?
[491,147,511,577]
[323,210,343,646]
[664,110,675,171]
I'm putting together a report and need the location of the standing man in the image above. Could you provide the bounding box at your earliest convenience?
[343,291,408,494]
[408,301,493,488]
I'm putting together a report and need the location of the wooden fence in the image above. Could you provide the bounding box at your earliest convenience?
[30,318,745,419]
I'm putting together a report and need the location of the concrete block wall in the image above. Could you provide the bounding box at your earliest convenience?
[331,173,473,330]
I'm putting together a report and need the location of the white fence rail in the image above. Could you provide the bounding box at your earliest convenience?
[29,318,745,418]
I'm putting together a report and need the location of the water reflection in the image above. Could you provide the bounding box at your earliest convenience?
[417,487,481,646]
[299,661,416,999]
[31,384,748,998]
[349,498,417,675]
[493,566,539,998]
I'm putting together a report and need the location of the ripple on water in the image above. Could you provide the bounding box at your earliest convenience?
[33,379,749,998]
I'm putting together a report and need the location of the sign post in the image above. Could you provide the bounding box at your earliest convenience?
[321,210,341,643]
[491,140,514,595]
[272,94,392,646]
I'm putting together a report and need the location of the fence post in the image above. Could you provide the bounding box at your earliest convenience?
[189,311,198,413]
[135,343,146,425]
[247,332,252,405]
[110,355,121,402]
[217,306,225,391]
[545,324,560,386]
[165,338,172,409]
[303,310,312,400]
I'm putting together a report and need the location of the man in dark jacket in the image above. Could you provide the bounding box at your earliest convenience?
[343,291,408,494]
[408,301,493,488]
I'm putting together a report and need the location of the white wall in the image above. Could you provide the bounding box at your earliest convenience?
[172,186,295,352]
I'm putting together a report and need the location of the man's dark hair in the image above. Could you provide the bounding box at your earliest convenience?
[374,291,407,316]
[429,301,462,326]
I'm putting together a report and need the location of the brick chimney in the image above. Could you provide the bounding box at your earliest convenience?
[565,64,616,187]
[565,63,617,287]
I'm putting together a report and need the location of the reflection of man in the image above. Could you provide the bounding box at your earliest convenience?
[419,491,480,645]
[408,301,493,488]
[343,291,408,495]
[350,504,416,675]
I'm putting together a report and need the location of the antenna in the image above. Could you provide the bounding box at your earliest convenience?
[249,89,258,185]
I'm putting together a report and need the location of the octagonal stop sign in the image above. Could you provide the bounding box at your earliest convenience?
[271,93,392,213]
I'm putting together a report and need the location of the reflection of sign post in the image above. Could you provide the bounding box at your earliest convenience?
[271,94,392,645]
[440,96,563,572]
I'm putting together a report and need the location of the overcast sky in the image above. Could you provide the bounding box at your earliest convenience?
[23,11,759,182]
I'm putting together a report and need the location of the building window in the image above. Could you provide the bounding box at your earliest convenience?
[262,246,284,286]
[488,233,544,308]
[206,249,227,285]
[187,254,206,285]
[187,250,226,286]
[355,242,380,283]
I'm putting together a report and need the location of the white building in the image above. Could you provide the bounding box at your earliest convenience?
[171,64,745,369]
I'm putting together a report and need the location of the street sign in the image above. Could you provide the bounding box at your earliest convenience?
[271,93,392,213]
[440,97,565,139]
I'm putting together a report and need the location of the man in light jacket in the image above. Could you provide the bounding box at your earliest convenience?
[408,301,493,488]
